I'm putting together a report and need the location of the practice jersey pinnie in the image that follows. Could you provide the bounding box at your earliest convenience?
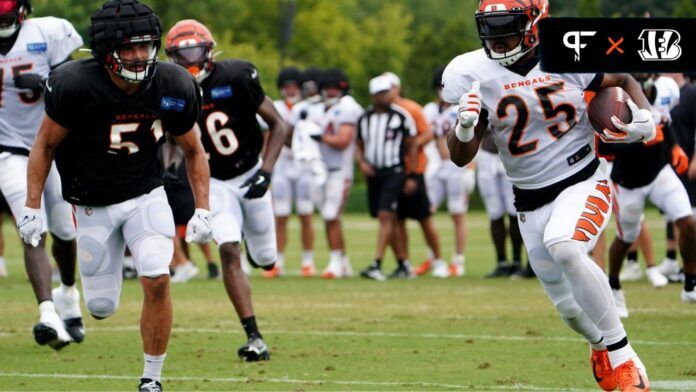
[442,49,602,190]
[198,59,265,180]
[319,95,363,176]
[0,17,82,153]
[45,59,201,206]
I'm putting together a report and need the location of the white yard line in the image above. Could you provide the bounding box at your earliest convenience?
[0,325,684,347]
[0,371,593,391]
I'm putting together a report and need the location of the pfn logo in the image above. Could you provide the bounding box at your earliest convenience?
[563,31,597,61]
[638,29,682,61]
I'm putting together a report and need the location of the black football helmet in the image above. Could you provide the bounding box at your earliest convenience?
[276,67,301,89]
[89,0,162,84]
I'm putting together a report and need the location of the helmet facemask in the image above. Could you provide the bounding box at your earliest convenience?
[107,35,159,84]
[476,6,543,67]
[167,44,213,82]
[0,1,26,38]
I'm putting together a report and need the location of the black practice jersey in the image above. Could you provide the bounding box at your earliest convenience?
[197,59,265,180]
[45,59,201,206]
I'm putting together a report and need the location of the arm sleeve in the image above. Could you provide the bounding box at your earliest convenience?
[164,76,202,136]
[46,18,83,67]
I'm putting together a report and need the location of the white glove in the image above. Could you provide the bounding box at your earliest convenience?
[17,207,43,247]
[185,208,213,244]
[463,167,476,194]
[600,100,656,144]
[455,81,481,143]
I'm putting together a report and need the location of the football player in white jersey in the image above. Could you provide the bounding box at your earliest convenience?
[603,72,696,317]
[445,1,655,389]
[268,67,319,278]
[0,0,84,350]
[315,68,363,279]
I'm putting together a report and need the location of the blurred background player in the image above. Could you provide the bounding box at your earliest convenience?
[476,130,530,278]
[167,18,287,361]
[0,0,84,349]
[0,193,10,277]
[383,71,443,279]
[315,68,363,279]
[426,93,476,277]
[357,76,418,281]
[662,73,696,282]
[268,66,318,278]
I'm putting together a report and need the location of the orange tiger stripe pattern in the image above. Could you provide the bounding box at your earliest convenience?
[572,180,612,242]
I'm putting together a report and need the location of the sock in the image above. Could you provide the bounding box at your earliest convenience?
[590,337,607,351]
[142,353,166,382]
[627,251,638,263]
[397,259,410,267]
[606,338,638,369]
[60,282,76,294]
[608,276,621,290]
[302,251,314,266]
[452,254,465,265]
[373,259,382,268]
[241,316,262,339]
[276,253,285,268]
[330,250,342,265]
[426,248,435,261]
[38,300,55,316]
[685,273,696,292]
[667,249,677,260]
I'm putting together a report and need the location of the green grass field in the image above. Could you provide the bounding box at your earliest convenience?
[0,210,695,391]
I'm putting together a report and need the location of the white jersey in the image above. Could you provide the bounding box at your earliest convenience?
[273,99,294,162]
[0,17,82,150]
[442,48,598,190]
[422,101,443,174]
[318,95,363,177]
[436,105,459,138]
[650,76,680,125]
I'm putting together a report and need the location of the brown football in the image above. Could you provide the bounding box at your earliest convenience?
[587,87,633,135]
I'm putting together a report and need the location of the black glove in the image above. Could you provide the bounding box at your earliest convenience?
[14,73,46,95]
[241,169,271,199]
[162,165,184,191]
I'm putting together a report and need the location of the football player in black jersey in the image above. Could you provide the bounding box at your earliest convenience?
[21,1,212,391]
[166,19,288,362]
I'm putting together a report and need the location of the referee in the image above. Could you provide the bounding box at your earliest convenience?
[356,75,418,281]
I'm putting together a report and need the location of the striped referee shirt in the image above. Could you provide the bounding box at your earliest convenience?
[357,104,416,169]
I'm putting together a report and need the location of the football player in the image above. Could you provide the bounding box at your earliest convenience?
[602,72,696,318]
[444,0,654,389]
[315,68,363,279]
[0,0,84,349]
[268,67,318,278]
[166,19,287,362]
[22,1,212,390]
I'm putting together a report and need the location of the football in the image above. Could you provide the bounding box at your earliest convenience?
[587,87,633,135]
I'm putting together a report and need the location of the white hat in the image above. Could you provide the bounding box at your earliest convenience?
[369,76,392,95]
[382,72,401,87]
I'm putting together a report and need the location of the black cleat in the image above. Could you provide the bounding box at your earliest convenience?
[238,336,270,362]
[33,323,70,351]
[123,266,138,280]
[139,378,162,392]
[389,263,413,279]
[360,263,386,281]
[207,262,219,279]
[64,318,85,343]
[486,263,512,278]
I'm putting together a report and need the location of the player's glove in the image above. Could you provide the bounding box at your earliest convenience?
[671,145,689,175]
[17,207,43,247]
[463,167,476,194]
[13,73,46,96]
[241,169,271,199]
[185,208,213,244]
[455,81,481,143]
[601,100,656,144]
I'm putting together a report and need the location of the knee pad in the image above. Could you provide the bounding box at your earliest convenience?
[87,297,117,318]
[528,246,563,283]
[77,235,107,277]
[146,200,175,238]
[244,200,273,234]
[547,241,581,268]
[135,236,173,277]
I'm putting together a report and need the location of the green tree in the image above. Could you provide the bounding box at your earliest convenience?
[578,0,601,17]
[673,0,696,17]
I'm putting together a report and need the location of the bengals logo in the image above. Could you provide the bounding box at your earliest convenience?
[638,29,682,61]
[572,180,611,242]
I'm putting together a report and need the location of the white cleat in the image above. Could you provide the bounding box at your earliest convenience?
[645,266,668,288]
[0,257,7,277]
[657,257,682,282]
[681,289,696,303]
[33,308,72,350]
[619,261,643,282]
[612,289,629,318]
[321,260,344,279]
[431,260,450,278]
[171,261,199,283]
[52,286,84,343]
[342,256,354,278]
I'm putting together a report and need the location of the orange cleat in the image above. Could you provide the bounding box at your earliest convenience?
[413,260,432,276]
[262,265,282,279]
[591,349,617,391]
[614,360,650,392]
[301,265,316,277]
